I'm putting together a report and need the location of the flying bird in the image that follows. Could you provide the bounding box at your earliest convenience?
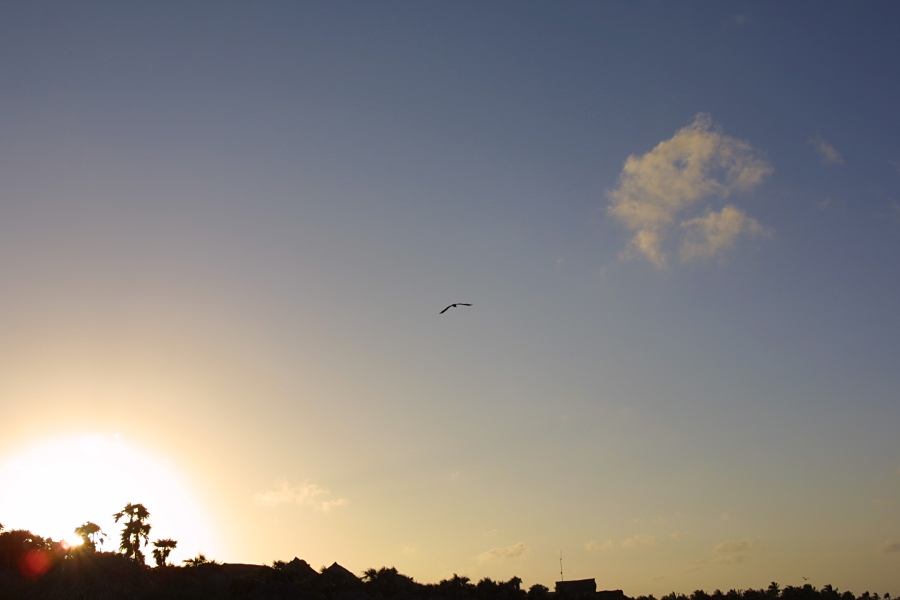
[439,303,472,314]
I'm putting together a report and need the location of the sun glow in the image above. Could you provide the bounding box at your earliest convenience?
[0,434,220,564]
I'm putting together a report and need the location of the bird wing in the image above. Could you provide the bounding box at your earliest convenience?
[439,303,471,314]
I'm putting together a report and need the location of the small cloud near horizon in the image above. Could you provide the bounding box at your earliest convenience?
[254,480,348,512]
[679,539,761,574]
[711,539,761,565]
[877,540,900,554]
[713,539,762,554]
[477,542,529,562]
[585,539,614,552]
[587,534,661,551]
[621,534,659,549]
[606,113,772,269]
[680,559,708,574]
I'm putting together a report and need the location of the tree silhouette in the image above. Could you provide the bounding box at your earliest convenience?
[73,522,105,552]
[113,503,151,565]
[439,574,476,600]
[152,538,177,567]
[0,529,62,579]
[183,553,218,567]
[363,566,418,597]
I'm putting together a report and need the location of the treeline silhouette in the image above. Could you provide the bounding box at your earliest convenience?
[0,507,893,600]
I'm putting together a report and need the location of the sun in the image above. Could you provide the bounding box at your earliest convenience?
[0,434,220,564]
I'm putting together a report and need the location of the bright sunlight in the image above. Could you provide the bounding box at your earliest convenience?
[0,434,220,564]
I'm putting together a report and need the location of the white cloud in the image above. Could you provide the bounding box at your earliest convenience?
[714,539,762,554]
[680,539,761,573]
[585,539,614,552]
[680,559,708,573]
[254,480,348,512]
[607,113,772,268]
[477,542,529,561]
[877,539,900,554]
[621,534,659,548]
[319,498,349,512]
[809,136,844,164]
[680,205,771,262]
[711,539,761,565]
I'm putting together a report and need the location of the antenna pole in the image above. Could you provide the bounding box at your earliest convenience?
[560,551,564,581]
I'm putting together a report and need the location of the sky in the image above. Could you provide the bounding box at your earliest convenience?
[1,1,899,596]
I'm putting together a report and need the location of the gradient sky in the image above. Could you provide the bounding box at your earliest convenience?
[1,1,899,596]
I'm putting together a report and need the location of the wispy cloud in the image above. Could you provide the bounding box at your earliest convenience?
[680,539,761,573]
[877,540,900,554]
[680,205,770,261]
[714,539,762,554]
[809,136,844,164]
[621,534,659,548]
[585,539,614,552]
[586,535,660,551]
[254,480,348,512]
[728,14,749,28]
[680,559,708,573]
[891,202,900,222]
[607,113,772,268]
[477,542,529,561]
[712,539,761,565]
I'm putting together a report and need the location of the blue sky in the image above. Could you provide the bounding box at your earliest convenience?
[1,1,899,596]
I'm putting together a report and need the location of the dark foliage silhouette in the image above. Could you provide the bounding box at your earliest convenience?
[114,503,152,565]
[0,519,895,600]
[74,521,105,552]
[152,538,178,568]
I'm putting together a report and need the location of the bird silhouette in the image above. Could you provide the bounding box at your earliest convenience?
[439,303,472,314]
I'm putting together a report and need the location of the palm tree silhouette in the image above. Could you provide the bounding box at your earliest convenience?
[152,538,177,567]
[74,521,106,552]
[113,503,152,565]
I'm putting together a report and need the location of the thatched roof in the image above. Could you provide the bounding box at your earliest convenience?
[322,561,361,583]
[283,557,319,579]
